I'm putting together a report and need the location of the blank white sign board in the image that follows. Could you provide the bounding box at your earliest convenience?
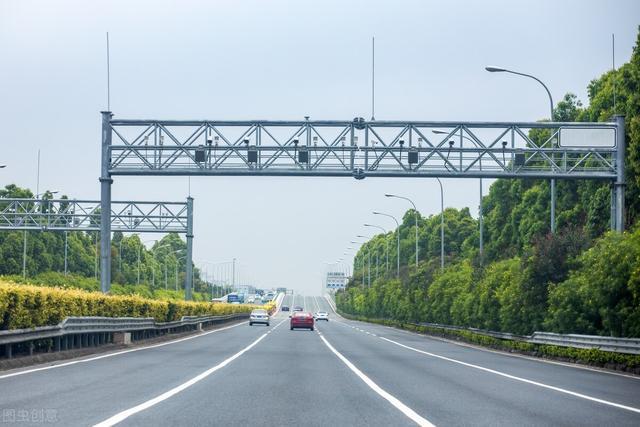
[559,127,616,148]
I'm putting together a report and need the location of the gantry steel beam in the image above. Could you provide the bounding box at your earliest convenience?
[105,117,620,180]
[0,197,194,296]
[100,112,625,299]
[0,199,189,233]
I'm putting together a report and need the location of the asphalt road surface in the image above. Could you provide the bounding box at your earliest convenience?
[1,294,639,426]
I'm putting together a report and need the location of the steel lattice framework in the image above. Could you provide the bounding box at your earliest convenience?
[0,198,189,233]
[107,118,620,180]
[100,113,626,299]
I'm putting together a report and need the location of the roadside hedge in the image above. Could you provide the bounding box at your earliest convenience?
[0,280,271,330]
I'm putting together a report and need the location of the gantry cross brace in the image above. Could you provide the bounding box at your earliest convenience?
[0,197,194,296]
[0,199,189,233]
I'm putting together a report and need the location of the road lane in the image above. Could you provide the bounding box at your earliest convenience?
[96,317,289,427]
[329,311,640,409]
[317,299,640,426]
[0,320,269,426]
[2,292,638,426]
[117,309,416,427]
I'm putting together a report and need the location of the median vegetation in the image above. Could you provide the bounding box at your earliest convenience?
[0,280,271,330]
[1,272,214,302]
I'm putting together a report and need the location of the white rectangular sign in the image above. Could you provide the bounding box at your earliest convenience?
[559,127,616,148]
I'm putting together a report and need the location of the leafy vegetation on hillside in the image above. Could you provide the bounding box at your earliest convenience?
[338,28,640,338]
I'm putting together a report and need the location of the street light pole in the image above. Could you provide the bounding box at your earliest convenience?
[64,231,68,276]
[385,194,419,269]
[22,230,27,278]
[357,235,375,286]
[436,178,444,269]
[373,212,400,277]
[486,65,556,233]
[364,224,388,274]
[433,130,481,262]
[23,190,59,279]
[350,241,368,286]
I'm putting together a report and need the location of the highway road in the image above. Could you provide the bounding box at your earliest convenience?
[1,294,639,426]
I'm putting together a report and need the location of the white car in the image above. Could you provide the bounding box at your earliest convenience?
[315,311,329,321]
[249,309,270,326]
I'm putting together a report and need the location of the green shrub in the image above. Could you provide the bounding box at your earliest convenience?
[0,280,265,329]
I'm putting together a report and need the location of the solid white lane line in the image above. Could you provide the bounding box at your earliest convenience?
[380,336,640,415]
[0,320,247,380]
[93,318,287,427]
[316,330,435,427]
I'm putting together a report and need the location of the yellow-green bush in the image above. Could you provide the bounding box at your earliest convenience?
[0,280,264,330]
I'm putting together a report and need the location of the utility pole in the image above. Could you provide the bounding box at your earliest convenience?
[232,257,236,289]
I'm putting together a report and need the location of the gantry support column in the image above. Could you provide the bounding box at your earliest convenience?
[614,115,626,232]
[185,196,194,300]
[100,111,113,293]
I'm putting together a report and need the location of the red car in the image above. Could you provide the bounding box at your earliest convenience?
[290,311,314,331]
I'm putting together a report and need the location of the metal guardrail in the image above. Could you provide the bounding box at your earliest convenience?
[416,322,640,355]
[417,322,528,341]
[528,332,640,355]
[0,313,249,359]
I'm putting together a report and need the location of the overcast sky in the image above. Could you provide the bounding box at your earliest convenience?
[1,0,638,295]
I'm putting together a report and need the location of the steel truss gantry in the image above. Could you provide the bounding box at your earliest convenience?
[100,112,625,297]
[0,197,194,294]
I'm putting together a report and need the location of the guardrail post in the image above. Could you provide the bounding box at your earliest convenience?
[54,337,61,352]
[5,344,12,359]
[100,111,114,293]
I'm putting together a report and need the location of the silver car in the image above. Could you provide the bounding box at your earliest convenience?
[315,311,329,321]
[249,309,270,326]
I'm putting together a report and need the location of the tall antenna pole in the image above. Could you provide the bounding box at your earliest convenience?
[106,32,111,111]
[371,36,375,121]
[36,148,40,197]
[612,33,616,114]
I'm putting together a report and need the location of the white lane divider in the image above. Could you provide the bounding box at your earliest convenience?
[0,320,247,380]
[380,336,640,415]
[316,329,435,427]
[93,318,288,427]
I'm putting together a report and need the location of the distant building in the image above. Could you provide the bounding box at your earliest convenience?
[325,271,346,291]
[236,285,254,295]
